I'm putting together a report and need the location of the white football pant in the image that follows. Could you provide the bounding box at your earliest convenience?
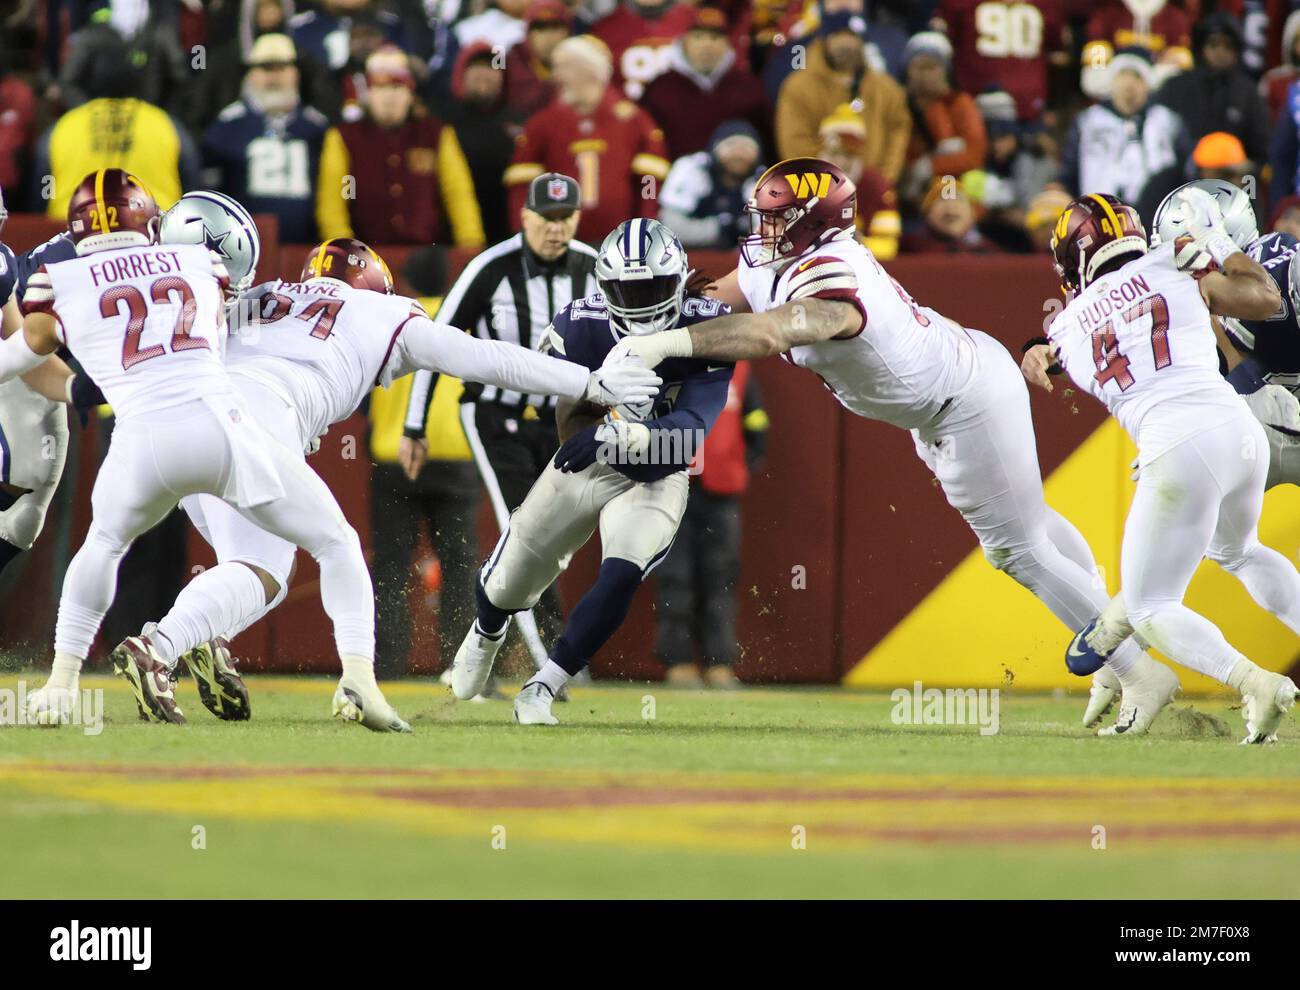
[1121,412,1300,684]
[0,379,69,550]
[54,395,374,664]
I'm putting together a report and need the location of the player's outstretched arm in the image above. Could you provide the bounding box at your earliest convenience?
[389,316,661,407]
[608,297,861,369]
[1197,251,1282,322]
[0,311,60,383]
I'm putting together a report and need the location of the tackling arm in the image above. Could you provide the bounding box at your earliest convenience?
[388,316,661,407]
[1198,252,1282,323]
[611,297,861,369]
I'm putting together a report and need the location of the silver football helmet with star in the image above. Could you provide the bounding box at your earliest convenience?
[595,218,688,336]
[1151,179,1259,251]
[159,190,261,294]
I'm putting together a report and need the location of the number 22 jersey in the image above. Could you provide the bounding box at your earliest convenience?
[1048,241,1246,463]
[20,243,233,420]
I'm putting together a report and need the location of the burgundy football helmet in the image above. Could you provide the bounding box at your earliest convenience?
[740,157,857,267]
[66,169,160,255]
[1051,193,1148,293]
[300,238,394,294]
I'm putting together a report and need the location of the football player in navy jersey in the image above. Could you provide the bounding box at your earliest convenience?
[449,218,734,725]
[0,189,84,577]
[1150,180,1300,490]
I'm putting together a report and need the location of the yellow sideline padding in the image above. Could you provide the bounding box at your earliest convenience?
[844,419,1300,694]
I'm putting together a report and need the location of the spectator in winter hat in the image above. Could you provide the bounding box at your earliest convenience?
[505,0,574,118]
[1155,12,1269,166]
[659,119,764,249]
[774,9,910,182]
[1194,131,1252,187]
[1060,47,1190,220]
[901,29,986,208]
[901,175,1000,254]
[640,6,767,161]
[817,103,900,260]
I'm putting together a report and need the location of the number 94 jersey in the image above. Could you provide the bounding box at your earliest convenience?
[21,243,233,420]
[1048,241,1245,463]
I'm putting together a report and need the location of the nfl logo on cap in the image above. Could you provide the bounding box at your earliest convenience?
[548,178,568,201]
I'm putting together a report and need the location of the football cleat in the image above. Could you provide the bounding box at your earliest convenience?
[513,681,559,725]
[1239,669,1297,745]
[182,638,251,721]
[1082,665,1121,728]
[332,677,411,733]
[1097,655,1180,737]
[1065,618,1121,676]
[450,619,509,701]
[24,683,78,726]
[111,631,186,724]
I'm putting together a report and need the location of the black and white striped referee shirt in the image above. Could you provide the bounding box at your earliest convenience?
[402,233,598,434]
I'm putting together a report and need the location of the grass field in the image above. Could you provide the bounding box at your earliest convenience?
[2,671,1299,899]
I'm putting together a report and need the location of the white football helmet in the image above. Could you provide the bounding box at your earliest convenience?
[1151,179,1259,251]
[159,190,261,294]
[596,219,688,336]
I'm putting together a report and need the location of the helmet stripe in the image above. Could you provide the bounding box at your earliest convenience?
[312,239,332,277]
[94,169,108,232]
[1087,193,1124,238]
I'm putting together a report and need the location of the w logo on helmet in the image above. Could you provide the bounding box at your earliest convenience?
[784,172,832,199]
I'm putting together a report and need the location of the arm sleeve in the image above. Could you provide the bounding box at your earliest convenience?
[316,127,355,240]
[439,126,486,249]
[929,94,987,177]
[388,316,590,399]
[0,325,50,382]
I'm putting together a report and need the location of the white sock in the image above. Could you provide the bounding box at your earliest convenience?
[47,652,82,691]
[1105,638,1140,678]
[341,653,377,689]
[155,563,266,668]
[529,660,571,695]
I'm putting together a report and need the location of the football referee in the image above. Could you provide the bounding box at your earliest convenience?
[400,172,597,674]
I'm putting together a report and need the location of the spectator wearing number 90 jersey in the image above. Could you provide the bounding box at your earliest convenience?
[201,34,331,245]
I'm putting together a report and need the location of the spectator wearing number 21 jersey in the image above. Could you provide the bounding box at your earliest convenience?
[201,34,331,245]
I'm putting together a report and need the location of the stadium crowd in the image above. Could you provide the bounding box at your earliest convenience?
[6,0,1300,259]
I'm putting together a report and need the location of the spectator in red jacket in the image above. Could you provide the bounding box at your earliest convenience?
[505,0,574,119]
[899,30,987,208]
[639,6,766,161]
[505,34,670,244]
[592,0,697,99]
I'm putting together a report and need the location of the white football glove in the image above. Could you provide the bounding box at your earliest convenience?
[584,359,661,408]
[1243,382,1300,434]
[1170,188,1239,273]
[594,419,652,460]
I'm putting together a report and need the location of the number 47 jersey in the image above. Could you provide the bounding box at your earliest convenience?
[22,242,234,420]
[1048,241,1246,463]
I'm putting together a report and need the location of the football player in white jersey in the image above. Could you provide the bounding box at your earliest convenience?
[603,157,1178,732]
[114,234,662,722]
[0,170,419,732]
[1043,192,1300,742]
